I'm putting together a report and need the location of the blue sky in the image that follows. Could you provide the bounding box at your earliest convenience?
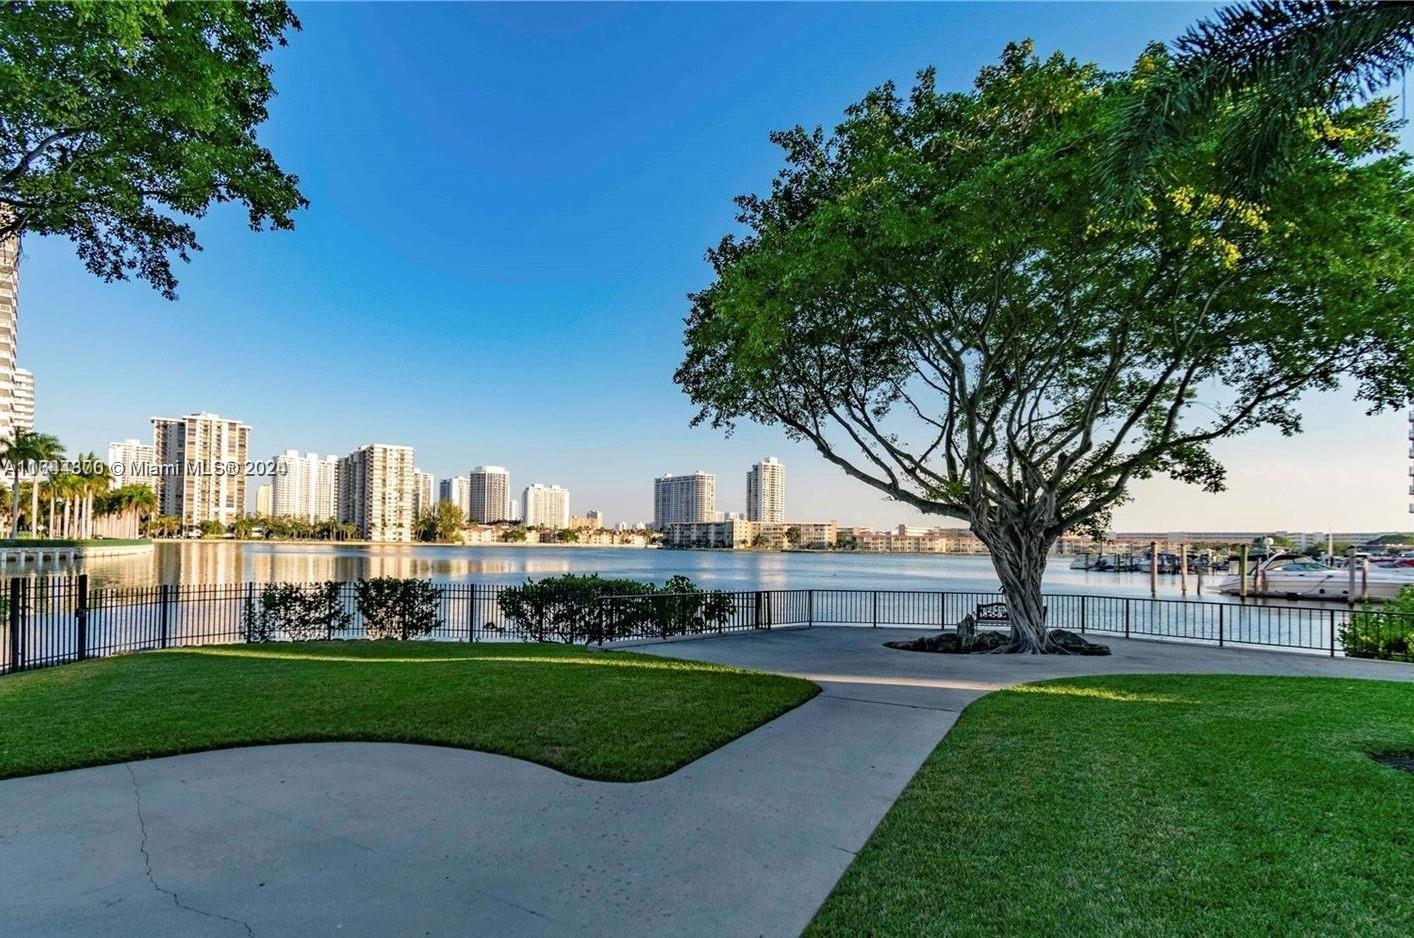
[17,2,1413,531]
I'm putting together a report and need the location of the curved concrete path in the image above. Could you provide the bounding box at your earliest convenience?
[3,628,1413,937]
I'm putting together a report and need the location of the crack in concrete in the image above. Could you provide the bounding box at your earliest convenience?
[819,692,964,713]
[127,763,255,937]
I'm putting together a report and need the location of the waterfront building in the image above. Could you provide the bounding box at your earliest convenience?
[510,499,521,522]
[568,514,598,531]
[791,521,838,549]
[270,451,340,522]
[107,438,157,492]
[338,443,416,541]
[0,231,20,438]
[523,483,570,529]
[12,368,33,432]
[151,412,251,526]
[587,509,605,528]
[412,468,435,516]
[746,457,785,523]
[653,471,716,528]
[469,465,511,522]
[256,483,273,517]
[439,476,472,517]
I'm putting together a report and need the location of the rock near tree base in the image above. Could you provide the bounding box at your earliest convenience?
[886,627,1111,656]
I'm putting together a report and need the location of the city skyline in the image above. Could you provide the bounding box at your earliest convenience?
[16,3,1414,532]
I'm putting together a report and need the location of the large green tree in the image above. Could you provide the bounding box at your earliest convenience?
[0,1,306,297]
[676,42,1414,652]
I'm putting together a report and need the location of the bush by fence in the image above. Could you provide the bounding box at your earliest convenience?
[1341,588,1414,662]
[354,577,443,640]
[495,573,735,643]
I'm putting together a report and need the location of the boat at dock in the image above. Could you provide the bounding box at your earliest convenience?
[1216,553,1414,602]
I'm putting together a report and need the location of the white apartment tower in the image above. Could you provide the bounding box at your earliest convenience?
[338,444,416,541]
[12,368,33,432]
[654,471,716,528]
[151,412,252,526]
[107,438,158,492]
[439,476,471,517]
[0,232,33,438]
[746,457,785,523]
[412,468,435,516]
[271,451,340,521]
[469,465,511,522]
[523,483,570,529]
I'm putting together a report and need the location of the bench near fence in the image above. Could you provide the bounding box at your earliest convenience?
[3,577,1413,675]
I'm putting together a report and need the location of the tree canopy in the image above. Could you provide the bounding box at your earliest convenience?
[676,40,1414,650]
[0,1,306,297]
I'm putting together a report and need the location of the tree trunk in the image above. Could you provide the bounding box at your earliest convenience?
[10,466,20,538]
[974,519,1054,653]
[29,477,38,537]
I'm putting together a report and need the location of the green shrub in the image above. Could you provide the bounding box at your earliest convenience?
[1342,586,1414,661]
[243,581,351,642]
[355,577,443,640]
[495,573,735,643]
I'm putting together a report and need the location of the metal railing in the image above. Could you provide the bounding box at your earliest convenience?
[3,577,1413,675]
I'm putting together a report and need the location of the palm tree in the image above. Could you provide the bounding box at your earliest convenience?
[0,430,63,538]
[1108,1,1414,199]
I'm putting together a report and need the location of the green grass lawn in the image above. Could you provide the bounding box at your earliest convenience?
[0,641,817,782]
[809,674,1414,937]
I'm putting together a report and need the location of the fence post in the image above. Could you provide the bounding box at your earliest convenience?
[158,584,171,649]
[807,589,814,628]
[1123,597,1130,640]
[872,590,879,628]
[1218,604,1224,648]
[76,574,89,661]
[243,581,254,643]
[8,576,22,672]
[468,584,478,642]
[754,591,765,629]
[1329,608,1337,658]
[1079,595,1086,634]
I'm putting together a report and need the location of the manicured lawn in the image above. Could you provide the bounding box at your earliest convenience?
[809,674,1414,936]
[0,641,817,782]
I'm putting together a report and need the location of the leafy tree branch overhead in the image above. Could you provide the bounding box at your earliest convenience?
[675,39,1414,652]
[0,1,307,298]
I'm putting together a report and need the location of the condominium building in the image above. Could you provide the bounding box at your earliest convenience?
[12,368,33,432]
[469,465,511,522]
[412,468,435,516]
[587,509,605,528]
[151,412,251,526]
[271,450,340,521]
[256,483,273,517]
[439,476,471,517]
[0,232,27,439]
[107,438,157,492]
[523,483,570,529]
[653,471,716,528]
[746,457,785,523]
[338,444,416,542]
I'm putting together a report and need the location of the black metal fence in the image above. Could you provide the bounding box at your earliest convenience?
[2,577,1413,675]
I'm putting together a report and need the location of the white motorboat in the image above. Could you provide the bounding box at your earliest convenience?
[1217,553,1414,602]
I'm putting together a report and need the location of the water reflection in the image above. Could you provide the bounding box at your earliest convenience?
[42,541,1262,606]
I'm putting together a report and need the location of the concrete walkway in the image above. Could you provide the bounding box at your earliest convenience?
[3,629,1413,937]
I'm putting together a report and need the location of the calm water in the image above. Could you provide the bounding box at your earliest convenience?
[51,541,1246,603]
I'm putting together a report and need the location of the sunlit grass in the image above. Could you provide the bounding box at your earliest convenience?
[0,640,818,782]
[808,674,1414,936]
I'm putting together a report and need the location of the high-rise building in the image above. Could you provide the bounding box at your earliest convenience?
[107,438,157,492]
[746,457,785,523]
[0,232,18,438]
[587,509,605,528]
[0,232,27,439]
[151,412,251,526]
[412,468,435,516]
[338,443,415,541]
[12,368,33,432]
[469,465,511,522]
[654,471,716,528]
[256,483,273,517]
[439,476,471,517]
[523,483,570,529]
[271,451,340,521]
